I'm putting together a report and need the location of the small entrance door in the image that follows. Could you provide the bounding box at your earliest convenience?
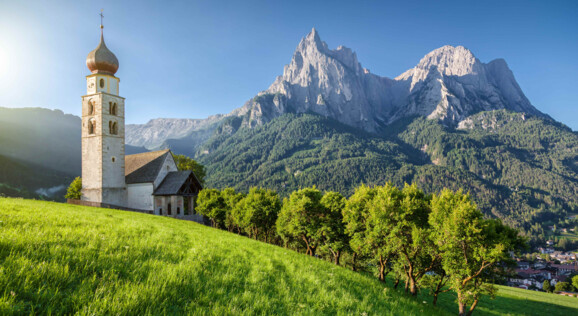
[168,203,172,215]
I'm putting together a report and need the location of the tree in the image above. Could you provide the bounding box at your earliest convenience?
[543,280,552,293]
[221,188,245,232]
[236,188,280,242]
[343,185,377,272]
[344,184,401,283]
[555,281,571,293]
[196,189,226,228]
[430,189,525,316]
[573,275,578,291]
[276,187,325,256]
[65,177,82,200]
[387,184,437,296]
[319,191,348,265]
[172,153,206,184]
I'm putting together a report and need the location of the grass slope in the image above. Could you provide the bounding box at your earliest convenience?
[1,198,576,315]
[0,198,442,315]
[419,284,578,315]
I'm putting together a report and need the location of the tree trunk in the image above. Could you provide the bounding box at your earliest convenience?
[302,236,312,256]
[378,255,386,282]
[432,272,447,306]
[351,252,357,271]
[334,251,341,265]
[409,277,418,296]
[393,278,400,289]
[457,291,466,316]
[406,264,418,296]
[466,298,479,316]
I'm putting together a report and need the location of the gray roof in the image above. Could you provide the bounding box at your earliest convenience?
[153,171,202,196]
[125,149,172,184]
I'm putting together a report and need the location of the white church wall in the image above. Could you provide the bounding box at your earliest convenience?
[153,154,178,189]
[127,183,154,211]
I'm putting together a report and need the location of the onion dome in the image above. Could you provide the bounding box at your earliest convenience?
[86,26,119,75]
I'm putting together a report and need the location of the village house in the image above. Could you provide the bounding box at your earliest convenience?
[517,261,530,270]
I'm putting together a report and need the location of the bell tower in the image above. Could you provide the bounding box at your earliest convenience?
[81,13,126,206]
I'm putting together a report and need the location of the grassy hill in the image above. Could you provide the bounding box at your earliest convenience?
[1,198,577,315]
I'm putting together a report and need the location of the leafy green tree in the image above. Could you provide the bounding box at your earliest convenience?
[221,188,245,232]
[236,188,280,242]
[429,189,525,316]
[276,187,325,256]
[343,185,377,272]
[555,281,571,292]
[196,189,226,228]
[173,153,206,184]
[543,280,552,293]
[65,177,82,200]
[389,184,437,296]
[319,191,348,265]
[572,275,578,291]
[345,184,402,282]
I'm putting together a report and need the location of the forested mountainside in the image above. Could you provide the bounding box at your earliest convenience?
[197,110,578,233]
[0,107,81,175]
[0,154,73,201]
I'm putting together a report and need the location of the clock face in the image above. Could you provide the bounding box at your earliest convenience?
[87,78,96,92]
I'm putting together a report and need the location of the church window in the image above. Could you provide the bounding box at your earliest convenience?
[109,102,118,115]
[109,121,118,135]
[88,119,96,135]
[88,102,94,115]
[99,78,105,88]
[112,157,116,162]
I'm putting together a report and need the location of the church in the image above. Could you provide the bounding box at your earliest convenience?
[79,21,202,215]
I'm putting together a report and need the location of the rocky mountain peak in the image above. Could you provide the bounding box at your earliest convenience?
[397,45,482,84]
[419,45,479,76]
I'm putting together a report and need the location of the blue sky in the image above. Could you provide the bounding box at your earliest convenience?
[0,0,577,129]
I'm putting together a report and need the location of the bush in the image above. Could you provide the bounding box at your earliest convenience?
[64,177,82,200]
[554,282,571,293]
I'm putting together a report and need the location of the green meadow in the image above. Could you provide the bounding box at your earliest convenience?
[0,198,576,315]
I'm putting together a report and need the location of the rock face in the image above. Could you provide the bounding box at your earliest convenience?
[235,29,544,132]
[393,45,543,124]
[126,114,224,150]
[126,28,545,148]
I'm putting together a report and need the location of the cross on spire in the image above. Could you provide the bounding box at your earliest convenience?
[100,9,104,29]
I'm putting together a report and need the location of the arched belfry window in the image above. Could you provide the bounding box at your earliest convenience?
[109,121,118,135]
[88,100,95,115]
[109,102,117,116]
[88,119,96,135]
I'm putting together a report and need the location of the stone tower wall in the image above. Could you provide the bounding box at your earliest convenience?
[81,74,127,207]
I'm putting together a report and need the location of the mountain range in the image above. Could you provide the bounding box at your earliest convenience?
[127,28,546,152]
[2,29,577,234]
